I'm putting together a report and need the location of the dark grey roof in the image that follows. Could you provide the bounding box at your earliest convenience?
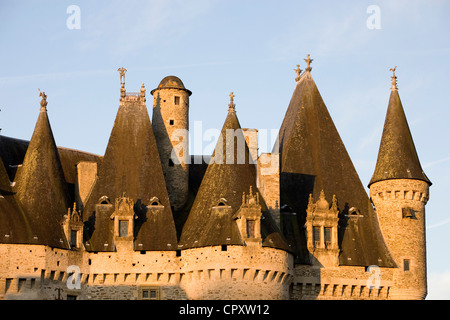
[369,89,431,187]
[180,108,291,252]
[0,156,35,244]
[13,108,71,249]
[275,71,395,267]
[83,98,177,251]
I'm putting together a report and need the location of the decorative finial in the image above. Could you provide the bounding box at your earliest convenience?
[38,88,47,111]
[304,54,313,72]
[294,64,302,82]
[228,91,236,111]
[118,67,127,86]
[390,66,398,90]
[140,83,146,99]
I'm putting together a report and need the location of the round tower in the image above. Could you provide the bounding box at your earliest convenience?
[151,76,191,211]
[369,69,431,299]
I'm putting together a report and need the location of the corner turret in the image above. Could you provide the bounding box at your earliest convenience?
[369,68,431,299]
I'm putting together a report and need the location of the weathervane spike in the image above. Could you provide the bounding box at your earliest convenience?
[294,64,303,82]
[304,54,313,72]
[390,66,398,90]
[228,91,236,111]
[38,88,47,111]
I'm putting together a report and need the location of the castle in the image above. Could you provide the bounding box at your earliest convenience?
[0,56,431,300]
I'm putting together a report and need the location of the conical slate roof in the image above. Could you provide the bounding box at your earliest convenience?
[0,156,35,244]
[83,94,177,251]
[369,88,431,186]
[275,66,395,267]
[14,101,71,249]
[180,100,290,251]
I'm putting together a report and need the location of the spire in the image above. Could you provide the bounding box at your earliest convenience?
[274,60,395,266]
[83,84,177,251]
[14,94,71,248]
[369,70,431,186]
[180,100,289,251]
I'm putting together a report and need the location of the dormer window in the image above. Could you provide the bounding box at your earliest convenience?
[246,220,256,238]
[119,220,129,237]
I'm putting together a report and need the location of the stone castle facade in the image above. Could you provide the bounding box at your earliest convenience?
[0,57,431,300]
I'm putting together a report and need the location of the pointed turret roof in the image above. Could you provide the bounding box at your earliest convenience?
[179,94,290,251]
[83,88,177,251]
[275,57,395,267]
[14,93,70,248]
[369,69,431,186]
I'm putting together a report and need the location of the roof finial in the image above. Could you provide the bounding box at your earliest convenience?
[228,91,236,111]
[304,54,313,72]
[294,64,303,82]
[118,67,127,86]
[38,88,47,111]
[118,67,127,98]
[390,66,398,91]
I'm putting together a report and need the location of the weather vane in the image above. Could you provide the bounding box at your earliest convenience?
[228,92,236,111]
[304,54,313,72]
[390,66,398,90]
[294,64,302,82]
[38,88,47,110]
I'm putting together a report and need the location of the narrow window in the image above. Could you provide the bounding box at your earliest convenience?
[119,220,129,237]
[313,226,321,248]
[404,259,410,271]
[70,230,77,247]
[169,119,174,125]
[246,220,255,238]
[168,159,174,167]
[174,96,180,105]
[324,227,332,249]
[221,244,227,251]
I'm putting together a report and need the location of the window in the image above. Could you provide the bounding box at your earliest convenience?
[313,226,321,248]
[174,96,180,105]
[141,287,159,300]
[246,220,255,238]
[404,259,410,272]
[168,159,174,167]
[70,230,77,247]
[67,295,77,300]
[169,119,174,125]
[324,227,332,249]
[221,244,227,251]
[119,220,129,237]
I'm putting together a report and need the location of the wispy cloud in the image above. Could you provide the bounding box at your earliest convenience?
[78,0,215,56]
[427,217,450,230]
[423,157,450,169]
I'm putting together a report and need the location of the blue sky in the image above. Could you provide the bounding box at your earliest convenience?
[0,0,449,299]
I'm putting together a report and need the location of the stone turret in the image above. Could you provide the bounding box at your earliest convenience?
[369,68,431,300]
[151,76,191,212]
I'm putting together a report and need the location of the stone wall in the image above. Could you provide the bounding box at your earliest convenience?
[370,179,429,300]
[0,244,292,300]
